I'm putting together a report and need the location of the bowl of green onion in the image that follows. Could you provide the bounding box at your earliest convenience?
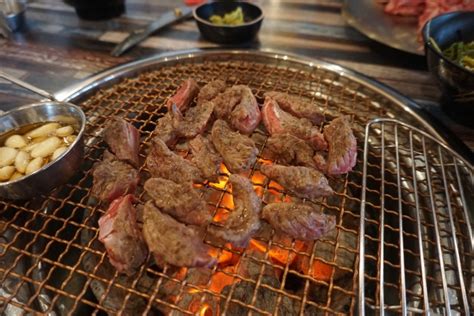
[423,11,474,109]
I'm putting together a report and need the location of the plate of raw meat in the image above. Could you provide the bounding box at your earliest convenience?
[342,0,474,55]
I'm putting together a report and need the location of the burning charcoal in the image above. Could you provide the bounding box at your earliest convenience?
[142,201,216,268]
[212,85,261,134]
[210,120,258,173]
[262,202,336,241]
[98,194,147,275]
[91,151,140,203]
[144,177,211,226]
[260,164,333,200]
[189,135,223,182]
[166,78,199,113]
[264,133,316,168]
[221,275,301,315]
[262,97,327,151]
[171,101,215,139]
[146,138,204,183]
[295,229,357,281]
[323,116,357,175]
[208,174,262,247]
[265,91,325,125]
[197,79,227,106]
[103,117,140,167]
[153,113,179,148]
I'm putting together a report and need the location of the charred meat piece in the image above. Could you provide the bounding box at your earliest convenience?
[262,97,327,150]
[197,80,226,106]
[265,133,315,168]
[260,164,333,199]
[189,135,222,182]
[171,101,215,139]
[146,138,204,183]
[262,202,336,240]
[208,174,262,247]
[213,85,261,134]
[142,201,216,268]
[166,78,199,113]
[104,117,140,167]
[144,177,211,226]
[211,120,258,173]
[313,152,327,173]
[323,116,357,175]
[153,113,178,148]
[98,194,148,275]
[91,151,140,203]
[265,91,324,125]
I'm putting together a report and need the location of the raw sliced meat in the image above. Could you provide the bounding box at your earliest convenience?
[171,101,215,139]
[153,113,178,148]
[142,201,216,268]
[98,194,147,275]
[213,85,261,134]
[197,80,226,106]
[210,120,258,173]
[104,117,140,167]
[262,97,327,150]
[166,78,199,113]
[323,116,357,175]
[208,174,262,247]
[384,0,425,16]
[146,138,204,183]
[91,151,140,203]
[144,177,211,226]
[265,91,324,125]
[189,135,222,182]
[262,202,336,240]
[265,133,315,168]
[260,164,333,199]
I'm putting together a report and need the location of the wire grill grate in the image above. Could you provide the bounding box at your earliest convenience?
[0,51,471,315]
[359,118,473,315]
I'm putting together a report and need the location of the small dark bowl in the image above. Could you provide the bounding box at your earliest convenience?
[423,11,474,109]
[194,1,263,44]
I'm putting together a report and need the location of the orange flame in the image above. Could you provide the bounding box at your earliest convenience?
[208,244,233,265]
[308,260,334,282]
[249,239,304,266]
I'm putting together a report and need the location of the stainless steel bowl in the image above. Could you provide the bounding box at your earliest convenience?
[0,102,86,200]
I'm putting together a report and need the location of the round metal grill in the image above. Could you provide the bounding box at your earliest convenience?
[0,50,471,315]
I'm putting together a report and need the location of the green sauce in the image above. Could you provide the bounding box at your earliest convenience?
[209,7,244,26]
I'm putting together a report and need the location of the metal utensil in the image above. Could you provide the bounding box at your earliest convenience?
[0,72,86,200]
[111,6,193,57]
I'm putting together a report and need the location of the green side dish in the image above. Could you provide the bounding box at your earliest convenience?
[442,40,474,71]
[209,7,244,25]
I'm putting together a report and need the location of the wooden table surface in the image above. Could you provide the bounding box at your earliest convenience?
[1,0,473,156]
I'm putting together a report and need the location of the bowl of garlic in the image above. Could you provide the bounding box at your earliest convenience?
[0,101,86,200]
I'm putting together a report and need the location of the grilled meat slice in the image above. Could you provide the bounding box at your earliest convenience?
[143,201,216,268]
[208,174,262,247]
[265,91,324,125]
[260,164,333,199]
[197,80,226,106]
[91,151,140,203]
[323,116,357,175]
[213,85,261,134]
[211,120,258,173]
[146,138,204,183]
[262,97,327,150]
[262,202,336,240]
[98,194,148,275]
[144,177,211,226]
[313,152,327,173]
[153,113,178,148]
[265,133,315,168]
[171,101,215,139]
[104,117,140,167]
[189,135,222,182]
[166,78,199,113]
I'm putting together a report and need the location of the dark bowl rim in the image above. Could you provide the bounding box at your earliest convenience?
[193,1,264,28]
[0,101,86,186]
[422,10,474,76]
